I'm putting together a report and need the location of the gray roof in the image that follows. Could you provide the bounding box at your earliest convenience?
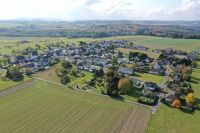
[118,67,133,75]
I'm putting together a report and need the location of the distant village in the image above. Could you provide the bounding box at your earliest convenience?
[0,39,199,109]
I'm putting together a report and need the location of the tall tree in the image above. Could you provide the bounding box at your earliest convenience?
[118,78,132,94]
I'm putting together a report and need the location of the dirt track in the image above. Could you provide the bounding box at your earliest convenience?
[0,79,35,97]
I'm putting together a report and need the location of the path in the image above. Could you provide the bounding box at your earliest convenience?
[0,79,35,97]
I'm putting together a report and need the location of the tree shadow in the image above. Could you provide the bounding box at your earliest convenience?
[179,107,194,115]
[109,95,125,102]
[194,98,200,111]
[192,77,200,81]
[10,76,25,82]
[190,79,199,84]
[133,73,142,77]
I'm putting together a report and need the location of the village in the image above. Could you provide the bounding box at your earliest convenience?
[0,39,199,111]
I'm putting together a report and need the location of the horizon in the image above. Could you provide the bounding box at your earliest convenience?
[0,0,199,21]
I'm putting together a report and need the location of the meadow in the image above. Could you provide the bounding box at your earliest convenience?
[0,80,151,133]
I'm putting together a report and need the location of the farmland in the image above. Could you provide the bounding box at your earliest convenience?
[0,80,151,133]
[1,35,200,55]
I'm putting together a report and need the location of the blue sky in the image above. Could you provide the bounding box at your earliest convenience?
[0,0,199,20]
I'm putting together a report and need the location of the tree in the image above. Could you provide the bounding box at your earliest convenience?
[186,93,195,106]
[6,66,23,80]
[61,75,71,85]
[118,51,123,58]
[106,68,115,78]
[25,68,32,76]
[106,77,120,96]
[59,60,72,69]
[171,99,181,108]
[111,57,118,65]
[138,53,148,60]
[118,78,132,94]
[192,61,198,68]
[181,66,192,81]
[94,69,104,78]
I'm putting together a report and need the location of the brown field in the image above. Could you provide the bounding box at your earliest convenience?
[113,106,152,133]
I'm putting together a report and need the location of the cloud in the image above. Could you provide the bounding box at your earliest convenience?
[0,0,199,20]
[146,0,200,20]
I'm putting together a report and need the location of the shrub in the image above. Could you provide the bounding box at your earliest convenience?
[138,96,157,105]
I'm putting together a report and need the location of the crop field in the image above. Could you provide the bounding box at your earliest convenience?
[148,62,200,133]
[0,80,151,133]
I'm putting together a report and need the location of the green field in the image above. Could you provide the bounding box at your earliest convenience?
[0,80,151,133]
[148,62,200,133]
[1,36,200,54]
[134,72,163,84]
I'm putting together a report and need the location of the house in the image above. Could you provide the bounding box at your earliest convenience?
[173,73,182,83]
[149,69,163,75]
[143,82,159,91]
[164,93,177,104]
[94,59,107,67]
[130,77,144,89]
[29,50,38,59]
[77,60,86,67]
[118,67,134,75]
[16,55,26,63]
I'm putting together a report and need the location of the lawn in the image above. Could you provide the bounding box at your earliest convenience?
[147,62,200,133]
[134,72,163,84]
[0,80,151,133]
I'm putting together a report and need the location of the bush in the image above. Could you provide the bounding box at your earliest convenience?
[101,89,106,95]
[138,96,157,106]
[61,75,71,85]
[6,66,23,81]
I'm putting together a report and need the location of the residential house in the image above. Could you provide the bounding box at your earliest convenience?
[118,67,134,75]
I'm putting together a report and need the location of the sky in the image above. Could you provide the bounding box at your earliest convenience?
[0,0,199,20]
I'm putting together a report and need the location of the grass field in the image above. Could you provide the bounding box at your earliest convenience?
[36,66,93,87]
[148,62,200,133]
[36,67,60,83]
[134,72,163,84]
[117,48,160,59]
[0,80,151,133]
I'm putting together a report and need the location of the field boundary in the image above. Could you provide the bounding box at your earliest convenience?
[0,78,35,97]
[0,78,33,93]
[35,77,154,113]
